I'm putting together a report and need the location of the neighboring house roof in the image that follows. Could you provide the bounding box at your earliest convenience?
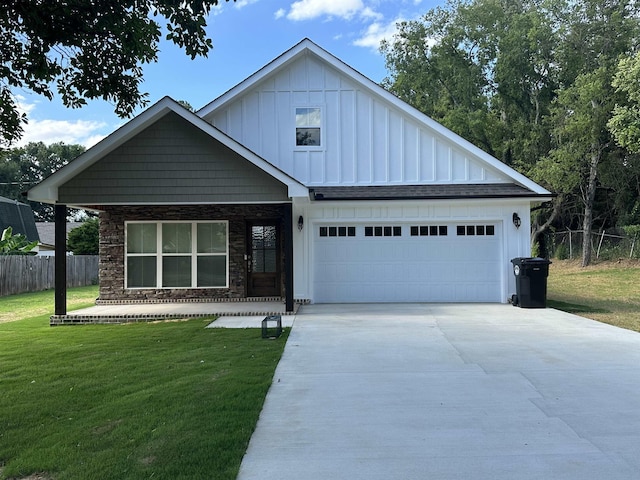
[0,196,39,241]
[311,184,542,201]
[35,222,83,248]
[199,38,551,197]
[28,98,309,206]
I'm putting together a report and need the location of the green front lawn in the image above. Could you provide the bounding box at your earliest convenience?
[547,259,640,332]
[0,288,288,480]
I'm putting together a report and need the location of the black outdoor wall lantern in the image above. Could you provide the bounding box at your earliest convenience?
[512,212,521,229]
[298,215,304,231]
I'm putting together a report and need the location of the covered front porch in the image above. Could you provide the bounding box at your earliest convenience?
[49,297,300,325]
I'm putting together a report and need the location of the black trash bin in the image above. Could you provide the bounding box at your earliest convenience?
[510,257,552,308]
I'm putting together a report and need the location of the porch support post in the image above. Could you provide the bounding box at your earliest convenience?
[54,204,67,316]
[283,203,294,312]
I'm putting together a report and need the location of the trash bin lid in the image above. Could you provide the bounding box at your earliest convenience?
[511,257,552,265]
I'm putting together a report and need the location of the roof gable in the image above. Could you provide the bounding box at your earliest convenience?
[58,112,291,205]
[28,98,308,206]
[199,39,550,196]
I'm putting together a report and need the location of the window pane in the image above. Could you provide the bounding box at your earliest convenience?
[296,128,320,146]
[163,223,192,253]
[439,226,448,236]
[197,256,226,287]
[296,107,321,126]
[127,257,156,288]
[127,224,156,253]
[197,223,226,253]
[162,256,191,287]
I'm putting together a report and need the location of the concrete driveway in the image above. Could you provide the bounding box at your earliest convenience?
[237,304,640,480]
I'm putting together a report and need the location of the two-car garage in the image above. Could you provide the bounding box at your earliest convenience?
[313,222,503,303]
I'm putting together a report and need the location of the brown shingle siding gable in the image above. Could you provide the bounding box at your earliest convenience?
[58,112,289,204]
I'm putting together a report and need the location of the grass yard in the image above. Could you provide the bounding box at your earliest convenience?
[547,259,640,332]
[0,287,288,480]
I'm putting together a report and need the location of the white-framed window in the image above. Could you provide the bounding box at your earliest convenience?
[295,107,322,147]
[125,221,228,289]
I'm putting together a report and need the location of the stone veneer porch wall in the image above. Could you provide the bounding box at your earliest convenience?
[99,204,286,302]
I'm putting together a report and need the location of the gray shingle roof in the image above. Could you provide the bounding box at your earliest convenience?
[310,183,538,201]
[0,196,39,241]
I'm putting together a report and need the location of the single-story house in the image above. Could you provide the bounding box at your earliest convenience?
[35,222,84,255]
[28,38,552,315]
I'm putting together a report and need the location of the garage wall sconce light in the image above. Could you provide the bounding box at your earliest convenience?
[298,215,304,231]
[512,212,521,229]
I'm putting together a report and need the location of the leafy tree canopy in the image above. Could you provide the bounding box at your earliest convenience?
[0,141,85,221]
[67,217,99,255]
[0,0,231,146]
[608,51,640,154]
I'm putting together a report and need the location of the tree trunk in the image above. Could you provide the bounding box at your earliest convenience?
[581,148,600,267]
[531,195,563,256]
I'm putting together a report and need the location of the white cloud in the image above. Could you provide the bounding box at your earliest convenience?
[234,0,259,9]
[286,0,371,21]
[16,118,108,148]
[14,95,109,148]
[274,8,286,19]
[353,17,404,51]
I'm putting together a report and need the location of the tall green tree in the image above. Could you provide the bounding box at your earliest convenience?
[0,142,85,220]
[606,52,640,226]
[381,0,640,265]
[540,0,639,266]
[0,0,232,146]
[67,217,99,255]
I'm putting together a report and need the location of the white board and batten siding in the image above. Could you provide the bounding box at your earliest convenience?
[202,41,544,304]
[207,54,506,188]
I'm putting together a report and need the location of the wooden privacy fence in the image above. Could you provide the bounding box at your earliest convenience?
[0,255,99,297]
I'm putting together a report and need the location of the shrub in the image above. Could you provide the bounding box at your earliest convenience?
[67,218,99,255]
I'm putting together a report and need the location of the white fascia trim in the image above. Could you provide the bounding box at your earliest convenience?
[198,38,550,196]
[198,39,314,118]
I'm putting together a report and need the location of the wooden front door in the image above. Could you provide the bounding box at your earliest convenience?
[247,222,281,297]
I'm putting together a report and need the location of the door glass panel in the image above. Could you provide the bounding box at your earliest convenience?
[251,225,277,273]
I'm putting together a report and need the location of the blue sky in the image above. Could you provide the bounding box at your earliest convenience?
[15,0,442,148]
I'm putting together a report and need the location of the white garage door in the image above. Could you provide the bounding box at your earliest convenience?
[313,223,502,303]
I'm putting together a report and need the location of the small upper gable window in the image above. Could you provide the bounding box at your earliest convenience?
[295,107,321,147]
